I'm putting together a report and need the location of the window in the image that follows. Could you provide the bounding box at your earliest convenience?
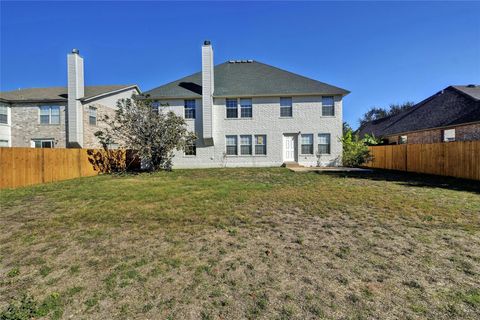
[240,135,252,155]
[318,134,331,154]
[240,98,252,118]
[39,106,60,124]
[32,139,54,148]
[89,107,97,125]
[443,129,455,142]
[184,100,196,119]
[151,102,160,113]
[0,105,8,124]
[255,135,267,155]
[0,140,8,147]
[185,141,196,156]
[322,96,335,116]
[107,143,119,149]
[399,136,408,144]
[301,134,314,154]
[226,135,238,155]
[226,99,238,118]
[280,97,292,117]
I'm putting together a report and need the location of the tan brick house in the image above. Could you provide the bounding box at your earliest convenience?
[0,49,140,149]
[358,85,480,144]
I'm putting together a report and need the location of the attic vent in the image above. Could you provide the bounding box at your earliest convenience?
[228,60,254,64]
[467,84,476,88]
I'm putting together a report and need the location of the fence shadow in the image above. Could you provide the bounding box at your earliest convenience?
[316,169,480,195]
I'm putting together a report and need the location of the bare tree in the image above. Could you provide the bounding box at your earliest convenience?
[95,98,196,171]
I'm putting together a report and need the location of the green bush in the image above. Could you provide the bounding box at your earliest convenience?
[341,128,379,167]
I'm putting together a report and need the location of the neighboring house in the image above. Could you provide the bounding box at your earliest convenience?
[142,41,349,168]
[359,85,480,144]
[0,49,140,148]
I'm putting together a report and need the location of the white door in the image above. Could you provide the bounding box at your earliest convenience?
[283,135,295,162]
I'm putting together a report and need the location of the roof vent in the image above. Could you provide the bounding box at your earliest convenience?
[467,84,476,88]
[247,60,253,63]
[71,48,80,54]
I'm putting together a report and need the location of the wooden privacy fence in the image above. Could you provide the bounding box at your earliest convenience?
[364,141,480,180]
[0,148,139,189]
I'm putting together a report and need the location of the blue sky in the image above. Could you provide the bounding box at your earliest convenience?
[1,1,479,128]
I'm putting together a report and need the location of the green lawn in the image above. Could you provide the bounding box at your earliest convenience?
[1,168,479,319]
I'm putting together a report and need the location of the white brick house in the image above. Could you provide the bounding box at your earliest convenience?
[143,41,349,168]
[0,50,140,149]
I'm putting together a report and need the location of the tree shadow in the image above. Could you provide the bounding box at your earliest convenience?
[316,169,480,195]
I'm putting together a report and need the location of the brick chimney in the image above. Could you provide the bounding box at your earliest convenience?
[67,48,85,148]
[202,41,214,145]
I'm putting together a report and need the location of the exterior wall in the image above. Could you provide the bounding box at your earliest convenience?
[157,95,343,168]
[83,88,138,148]
[385,122,480,144]
[0,102,12,146]
[10,102,68,148]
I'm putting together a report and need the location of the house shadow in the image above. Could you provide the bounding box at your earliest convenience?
[315,169,480,195]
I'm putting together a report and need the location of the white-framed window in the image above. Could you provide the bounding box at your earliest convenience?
[89,106,97,125]
[399,135,408,144]
[185,141,196,156]
[443,129,455,142]
[226,98,238,118]
[255,135,267,155]
[322,96,335,116]
[184,99,196,119]
[32,139,54,148]
[39,106,60,124]
[226,135,238,155]
[0,104,8,124]
[318,133,331,154]
[240,135,252,155]
[151,101,160,113]
[0,140,9,147]
[301,134,314,155]
[240,98,252,118]
[280,97,292,117]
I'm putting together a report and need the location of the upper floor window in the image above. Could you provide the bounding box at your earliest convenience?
[240,98,252,118]
[89,107,97,125]
[184,99,196,119]
[32,139,54,148]
[0,105,8,124]
[443,129,455,142]
[226,135,238,155]
[226,98,238,118]
[255,135,267,155]
[322,96,335,116]
[39,106,60,125]
[301,134,314,155]
[280,97,292,117]
[0,140,8,147]
[240,135,252,155]
[318,133,331,154]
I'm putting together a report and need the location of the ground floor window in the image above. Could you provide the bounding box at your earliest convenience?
[255,135,267,155]
[0,140,8,147]
[301,134,313,154]
[226,135,237,155]
[240,135,252,155]
[318,133,331,154]
[32,139,54,148]
[443,129,455,142]
[185,141,196,156]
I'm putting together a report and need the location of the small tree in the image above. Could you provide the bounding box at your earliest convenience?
[341,127,380,167]
[95,98,196,171]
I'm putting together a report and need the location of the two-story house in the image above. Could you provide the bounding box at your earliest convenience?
[0,49,140,148]
[142,41,349,168]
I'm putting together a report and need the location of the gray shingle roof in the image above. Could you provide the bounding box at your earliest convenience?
[452,85,480,100]
[358,86,480,138]
[0,85,138,102]
[143,61,350,98]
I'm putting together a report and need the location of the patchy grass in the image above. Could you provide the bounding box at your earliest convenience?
[1,168,479,319]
